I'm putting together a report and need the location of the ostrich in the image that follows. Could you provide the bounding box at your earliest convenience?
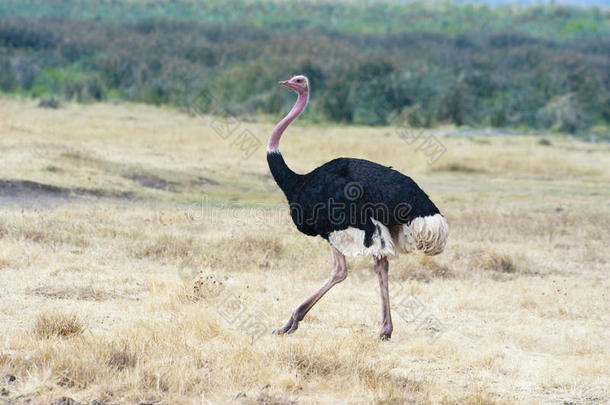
[268,75,448,340]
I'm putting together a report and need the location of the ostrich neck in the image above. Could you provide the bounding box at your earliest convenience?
[267,91,309,152]
[266,90,308,199]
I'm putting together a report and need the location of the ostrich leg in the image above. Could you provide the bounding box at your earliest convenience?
[374,256,393,340]
[273,246,347,335]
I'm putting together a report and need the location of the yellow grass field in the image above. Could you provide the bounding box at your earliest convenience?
[0,97,608,404]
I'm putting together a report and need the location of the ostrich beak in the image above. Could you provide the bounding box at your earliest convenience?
[279,80,299,92]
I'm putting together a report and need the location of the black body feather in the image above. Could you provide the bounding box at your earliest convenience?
[267,152,440,246]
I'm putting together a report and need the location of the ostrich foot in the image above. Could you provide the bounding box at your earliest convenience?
[379,331,392,341]
[379,324,393,341]
[272,317,299,335]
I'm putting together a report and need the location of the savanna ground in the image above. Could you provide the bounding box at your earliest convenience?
[0,97,608,404]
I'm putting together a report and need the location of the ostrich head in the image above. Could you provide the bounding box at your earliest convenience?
[279,75,309,94]
[267,74,310,152]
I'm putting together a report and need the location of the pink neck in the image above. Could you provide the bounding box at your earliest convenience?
[267,90,309,152]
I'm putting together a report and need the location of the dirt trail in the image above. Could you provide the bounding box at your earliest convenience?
[0,179,134,207]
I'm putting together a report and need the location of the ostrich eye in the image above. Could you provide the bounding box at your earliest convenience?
[296,79,303,83]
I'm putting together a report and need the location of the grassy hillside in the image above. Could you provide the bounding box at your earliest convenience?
[0,0,608,134]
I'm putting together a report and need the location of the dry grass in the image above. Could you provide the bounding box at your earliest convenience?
[0,98,608,404]
[33,311,85,339]
[473,251,518,273]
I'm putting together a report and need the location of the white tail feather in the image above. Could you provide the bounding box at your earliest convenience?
[410,214,449,256]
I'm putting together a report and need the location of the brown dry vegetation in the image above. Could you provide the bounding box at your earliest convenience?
[33,311,85,339]
[0,98,608,404]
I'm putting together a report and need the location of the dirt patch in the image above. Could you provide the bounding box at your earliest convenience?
[73,187,134,199]
[0,179,134,205]
[123,169,219,192]
[192,175,219,187]
[0,179,67,198]
[123,171,178,191]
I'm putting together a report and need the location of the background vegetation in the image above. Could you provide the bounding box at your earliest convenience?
[0,0,608,134]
